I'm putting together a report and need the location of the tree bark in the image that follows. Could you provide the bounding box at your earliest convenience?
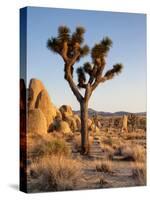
[80,100,89,155]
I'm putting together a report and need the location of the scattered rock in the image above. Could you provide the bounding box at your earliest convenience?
[65,116,77,132]
[73,114,81,130]
[55,120,72,135]
[55,108,62,119]
[60,105,73,118]
[90,124,100,134]
[121,115,128,133]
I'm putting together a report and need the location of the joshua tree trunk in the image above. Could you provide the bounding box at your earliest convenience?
[80,100,89,155]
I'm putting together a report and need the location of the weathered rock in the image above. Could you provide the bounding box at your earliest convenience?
[65,116,77,132]
[73,114,81,131]
[59,105,73,119]
[90,124,100,133]
[28,79,45,109]
[55,107,62,119]
[35,89,57,128]
[55,120,72,134]
[27,109,47,135]
[121,115,128,133]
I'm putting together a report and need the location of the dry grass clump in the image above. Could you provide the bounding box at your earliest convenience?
[73,135,93,152]
[43,138,71,156]
[73,135,81,152]
[102,135,113,146]
[27,155,83,192]
[98,175,108,187]
[131,162,146,185]
[101,134,123,148]
[95,160,113,173]
[132,145,146,162]
[114,144,145,162]
[101,144,115,160]
[27,133,71,158]
[124,131,146,140]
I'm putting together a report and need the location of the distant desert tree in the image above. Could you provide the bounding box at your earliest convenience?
[128,114,137,132]
[47,26,123,154]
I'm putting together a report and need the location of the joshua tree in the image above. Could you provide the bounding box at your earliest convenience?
[128,114,137,132]
[92,114,101,131]
[47,26,123,154]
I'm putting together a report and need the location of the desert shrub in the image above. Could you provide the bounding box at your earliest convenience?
[73,135,81,152]
[114,144,145,162]
[112,141,123,150]
[132,145,146,162]
[101,144,114,160]
[27,133,71,158]
[43,138,71,156]
[121,145,134,161]
[132,162,146,185]
[124,131,146,140]
[94,135,100,141]
[95,160,112,173]
[102,136,113,146]
[73,135,93,152]
[28,155,83,192]
[98,175,108,187]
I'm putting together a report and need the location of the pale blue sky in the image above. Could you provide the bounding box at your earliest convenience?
[26,7,146,112]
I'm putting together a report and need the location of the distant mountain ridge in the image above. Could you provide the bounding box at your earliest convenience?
[74,108,146,117]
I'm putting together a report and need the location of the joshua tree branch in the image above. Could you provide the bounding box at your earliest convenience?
[61,42,68,62]
[60,40,83,102]
[84,84,92,102]
[64,62,83,102]
[69,50,80,66]
[91,76,107,92]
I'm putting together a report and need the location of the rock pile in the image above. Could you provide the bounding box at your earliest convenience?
[59,105,81,132]
[28,79,60,134]
[27,78,99,136]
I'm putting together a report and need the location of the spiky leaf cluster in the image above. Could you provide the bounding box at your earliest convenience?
[58,26,70,42]
[104,63,123,79]
[76,62,96,88]
[71,27,85,44]
[79,45,89,58]
[47,26,89,61]
[91,37,112,60]
[47,37,61,54]
[83,62,93,75]
[76,67,86,88]
[47,27,123,91]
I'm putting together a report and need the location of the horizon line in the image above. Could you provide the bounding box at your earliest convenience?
[73,108,146,113]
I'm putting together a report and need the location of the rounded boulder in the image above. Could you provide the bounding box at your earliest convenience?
[55,120,72,135]
[35,89,57,128]
[28,79,45,109]
[59,105,73,119]
[27,109,47,135]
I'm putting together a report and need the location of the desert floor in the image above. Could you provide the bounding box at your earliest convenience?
[23,126,146,193]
